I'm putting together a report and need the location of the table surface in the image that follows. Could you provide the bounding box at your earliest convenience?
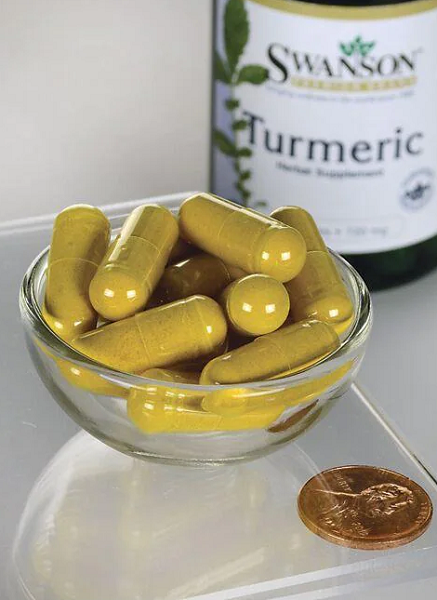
[2,195,437,599]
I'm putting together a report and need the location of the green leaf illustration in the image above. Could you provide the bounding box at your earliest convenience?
[237,64,269,85]
[213,129,237,157]
[224,0,249,76]
[238,147,252,158]
[340,36,376,57]
[233,160,240,172]
[235,181,250,195]
[359,41,375,56]
[214,51,231,84]
[232,119,248,131]
[216,0,257,207]
[340,42,354,57]
[225,98,240,110]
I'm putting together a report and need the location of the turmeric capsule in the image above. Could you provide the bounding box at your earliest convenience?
[271,206,327,252]
[167,237,198,265]
[43,205,110,340]
[89,205,178,321]
[140,368,200,385]
[171,337,228,372]
[130,368,202,413]
[127,397,283,434]
[200,320,339,385]
[220,274,290,336]
[73,295,227,373]
[285,251,354,336]
[202,360,353,416]
[155,253,246,304]
[202,387,286,417]
[56,358,129,398]
[179,193,306,282]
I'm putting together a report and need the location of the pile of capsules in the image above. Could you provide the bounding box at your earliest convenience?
[42,192,354,434]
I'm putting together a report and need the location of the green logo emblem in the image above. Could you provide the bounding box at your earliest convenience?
[339,36,376,57]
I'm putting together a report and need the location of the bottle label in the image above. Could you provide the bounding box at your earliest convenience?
[212,0,437,253]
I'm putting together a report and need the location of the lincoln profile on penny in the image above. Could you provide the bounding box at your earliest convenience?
[298,466,432,549]
[315,483,416,537]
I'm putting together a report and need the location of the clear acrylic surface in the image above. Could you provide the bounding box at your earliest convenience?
[6,385,437,600]
[1,194,437,599]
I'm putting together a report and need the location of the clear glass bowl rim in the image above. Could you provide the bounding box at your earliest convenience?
[20,245,372,392]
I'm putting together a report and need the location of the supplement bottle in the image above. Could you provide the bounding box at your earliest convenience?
[211,0,437,289]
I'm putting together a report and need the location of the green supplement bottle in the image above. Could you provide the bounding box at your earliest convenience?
[211,0,437,289]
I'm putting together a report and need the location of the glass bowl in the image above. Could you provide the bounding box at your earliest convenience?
[19,203,372,465]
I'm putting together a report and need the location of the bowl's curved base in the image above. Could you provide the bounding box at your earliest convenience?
[27,333,352,465]
[70,398,334,466]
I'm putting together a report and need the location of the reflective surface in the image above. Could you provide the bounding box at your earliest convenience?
[8,385,437,600]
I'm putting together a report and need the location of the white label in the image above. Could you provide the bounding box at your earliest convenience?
[212,0,437,253]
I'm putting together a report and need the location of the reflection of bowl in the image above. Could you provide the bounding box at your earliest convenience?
[9,432,343,600]
[19,206,372,465]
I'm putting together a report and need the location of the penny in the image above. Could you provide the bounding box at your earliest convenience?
[298,465,433,550]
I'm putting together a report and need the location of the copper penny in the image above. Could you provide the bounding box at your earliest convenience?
[298,465,433,550]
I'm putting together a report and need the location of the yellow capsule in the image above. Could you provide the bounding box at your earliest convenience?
[202,360,353,416]
[56,358,129,398]
[34,336,128,397]
[172,337,228,372]
[220,274,290,336]
[89,205,178,321]
[179,193,306,282]
[271,206,327,252]
[155,253,245,304]
[285,251,354,336]
[130,368,202,415]
[225,263,248,280]
[43,205,110,340]
[272,359,354,403]
[167,236,198,265]
[202,387,285,417]
[140,367,200,385]
[200,320,339,385]
[73,295,227,373]
[127,397,283,434]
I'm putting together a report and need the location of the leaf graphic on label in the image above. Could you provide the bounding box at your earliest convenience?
[240,170,252,181]
[225,98,240,110]
[237,64,269,85]
[360,41,375,56]
[214,51,231,84]
[235,181,250,195]
[340,43,354,57]
[224,0,249,76]
[232,119,248,131]
[213,130,237,157]
[238,147,253,158]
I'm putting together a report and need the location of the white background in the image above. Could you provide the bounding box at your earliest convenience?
[0,0,210,222]
[1,1,436,598]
